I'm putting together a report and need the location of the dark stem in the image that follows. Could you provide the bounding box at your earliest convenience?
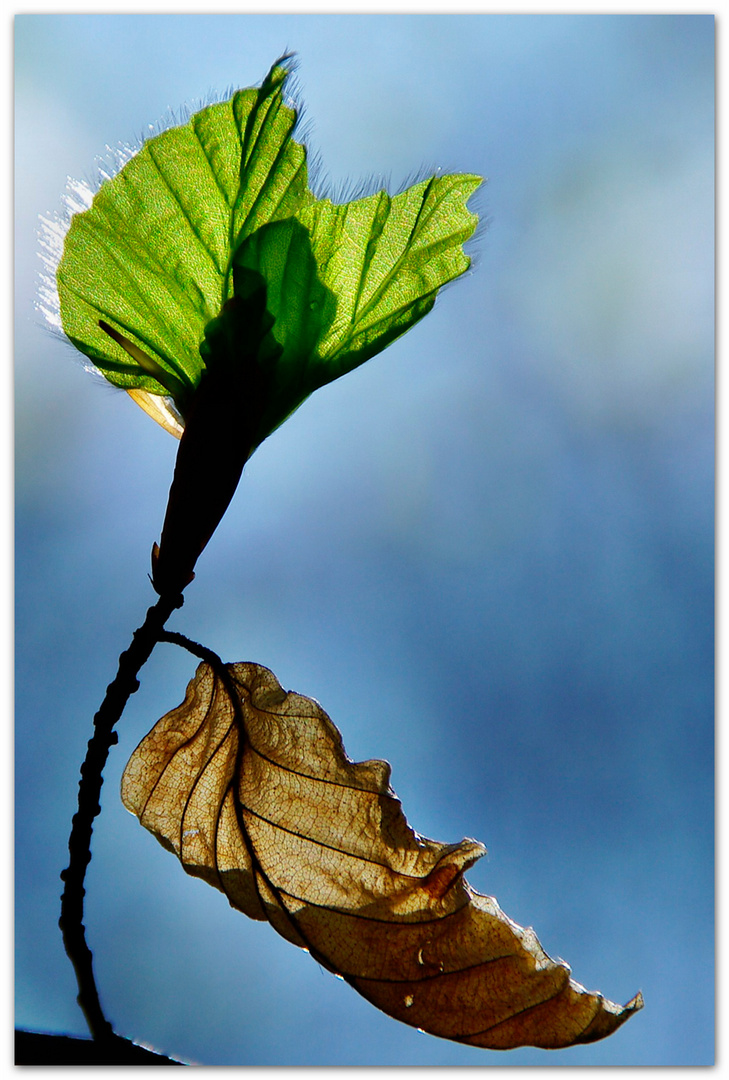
[60,591,184,1042]
[159,629,221,666]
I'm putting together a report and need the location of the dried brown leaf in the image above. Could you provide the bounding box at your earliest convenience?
[121,661,642,1050]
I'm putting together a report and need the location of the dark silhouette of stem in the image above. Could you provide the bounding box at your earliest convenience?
[60,591,184,1042]
[159,629,221,666]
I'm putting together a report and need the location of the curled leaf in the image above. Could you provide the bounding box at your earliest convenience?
[121,661,642,1050]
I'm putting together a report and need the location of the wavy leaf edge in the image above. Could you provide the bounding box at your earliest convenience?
[121,658,642,1052]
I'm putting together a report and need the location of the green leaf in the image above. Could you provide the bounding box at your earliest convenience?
[230,174,481,447]
[301,174,482,375]
[56,58,310,420]
[54,56,481,456]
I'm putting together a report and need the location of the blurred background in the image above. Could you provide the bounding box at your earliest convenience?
[15,13,714,1067]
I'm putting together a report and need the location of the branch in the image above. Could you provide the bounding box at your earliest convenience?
[59,591,184,1041]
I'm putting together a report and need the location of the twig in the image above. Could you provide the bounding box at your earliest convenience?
[159,629,221,666]
[60,591,184,1041]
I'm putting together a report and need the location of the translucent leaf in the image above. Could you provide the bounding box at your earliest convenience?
[121,661,642,1050]
[56,59,310,419]
[232,175,481,444]
[55,57,480,454]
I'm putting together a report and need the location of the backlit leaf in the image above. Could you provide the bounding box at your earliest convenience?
[121,660,642,1050]
[56,59,311,421]
[232,175,481,444]
[54,58,480,453]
